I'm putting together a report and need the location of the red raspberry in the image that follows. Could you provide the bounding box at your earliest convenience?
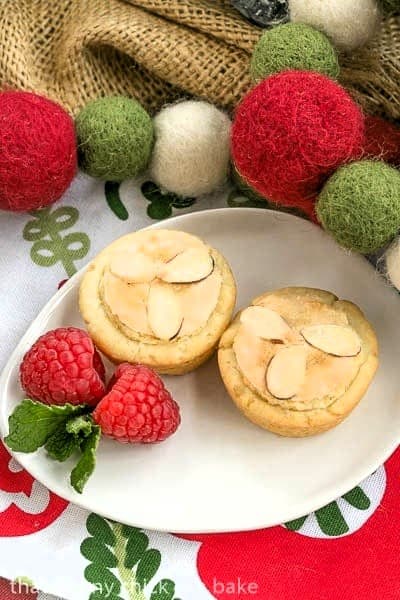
[20,327,106,406]
[93,363,181,443]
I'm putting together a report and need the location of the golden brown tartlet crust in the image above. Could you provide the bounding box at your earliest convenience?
[79,229,236,374]
[218,287,379,437]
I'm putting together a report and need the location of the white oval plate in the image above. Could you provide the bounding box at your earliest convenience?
[1,208,400,533]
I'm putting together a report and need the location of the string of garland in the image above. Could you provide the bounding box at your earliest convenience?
[0,1,399,286]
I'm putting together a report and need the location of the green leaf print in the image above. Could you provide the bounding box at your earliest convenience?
[124,529,149,568]
[342,486,371,510]
[136,549,161,589]
[141,181,196,220]
[105,182,129,221]
[86,513,116,545]
[285,515,307,532]
[285,484,372,537]
[82,514,180,600]
[23,206,90,277]
[85,564,121,593]
[150,579,175,600]
[89,593,124,600]
[227,189,269,209]
[81,537,118,567]
[315,501,349,536]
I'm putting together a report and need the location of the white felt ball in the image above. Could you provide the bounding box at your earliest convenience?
[150,100,231,197]
[288,0,381,51]
[385,238,400,291]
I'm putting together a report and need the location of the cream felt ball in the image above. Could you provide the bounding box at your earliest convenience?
[385,238,400,291]
[150,101,231,197]
[288,0,381,52]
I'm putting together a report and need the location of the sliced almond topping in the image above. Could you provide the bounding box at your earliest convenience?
[110,251,159,283]
[147,281,183,340]
[301,325,361,357]
[102,272,151,334]
[266,345,307,399]
[301,355,359,404]
[158,248,214,283]
[240,306,293,342]
[178,269,222,336]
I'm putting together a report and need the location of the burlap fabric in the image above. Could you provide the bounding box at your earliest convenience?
[0,0,399,119]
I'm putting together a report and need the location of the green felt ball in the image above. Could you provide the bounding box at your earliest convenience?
[76,96,154,181]
[250,23,340,81]
[316,160,400,254]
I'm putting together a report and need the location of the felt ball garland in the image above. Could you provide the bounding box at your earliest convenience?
[251,23,340,81]
[0,90,77,212]
[316,161,400,254]
[231,70,365,209]
[288,0,381,52]
[1,6,399,269]
[75,96,154,182]
[361,115,400,167]
[149,101,231,197]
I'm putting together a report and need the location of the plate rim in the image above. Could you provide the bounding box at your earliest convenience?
[1,207,399,533]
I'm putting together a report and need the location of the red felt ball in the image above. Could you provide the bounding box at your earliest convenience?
[361,115,400,167]
[231,71,365,210]
[0,90,77,212]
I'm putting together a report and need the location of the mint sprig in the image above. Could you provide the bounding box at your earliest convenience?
[5,400,88,452]
[4,399,100,494]
[45,424,81,462]
[71,426,101,494]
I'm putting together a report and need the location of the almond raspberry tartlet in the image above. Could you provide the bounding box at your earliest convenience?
[79,229,236,374]
[218,287,378,437]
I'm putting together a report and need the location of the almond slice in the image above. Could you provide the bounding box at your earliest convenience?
[102,272,151,334]
[147,281,183,340]
[301,325,361,357]
[240,306,293,342]
[158,248,214,283]
[266,345,307,399]
[110,251,159,283]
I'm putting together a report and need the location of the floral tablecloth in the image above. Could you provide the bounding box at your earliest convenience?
[0,174,399,600]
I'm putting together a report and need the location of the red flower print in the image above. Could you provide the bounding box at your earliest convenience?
[178,449,400,600]
[0,577,37,599]
[0,443,68,537]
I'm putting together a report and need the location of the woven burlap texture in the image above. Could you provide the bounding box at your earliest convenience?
[0,0,399,119]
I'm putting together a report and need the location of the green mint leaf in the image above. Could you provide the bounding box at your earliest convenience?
[45,425,80,462]
[66,415,94,438]
[70,425,101,493]
[5,400,88,453]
